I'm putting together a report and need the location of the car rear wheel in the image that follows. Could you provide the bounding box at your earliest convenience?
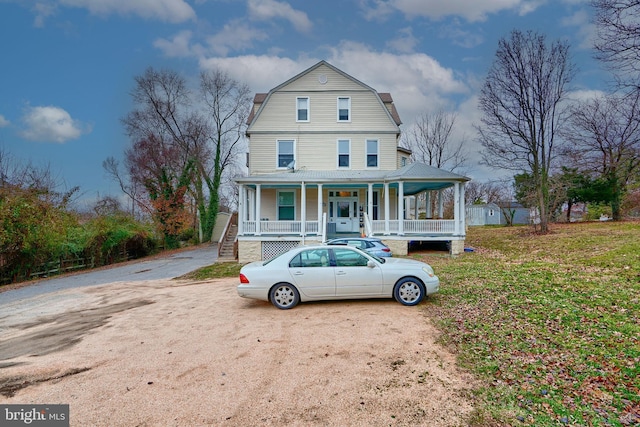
[269,283,300,309]
[394,278,425,306]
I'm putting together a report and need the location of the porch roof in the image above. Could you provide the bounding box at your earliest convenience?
[235,162,471,195]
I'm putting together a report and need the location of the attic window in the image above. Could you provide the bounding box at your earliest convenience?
[297,97,309,122]
[337,97,350,122]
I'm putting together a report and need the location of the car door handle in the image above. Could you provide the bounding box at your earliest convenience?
[293,271,304,275]
[336,270,346,275]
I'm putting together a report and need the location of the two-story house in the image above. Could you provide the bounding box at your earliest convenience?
[234,61,469,263]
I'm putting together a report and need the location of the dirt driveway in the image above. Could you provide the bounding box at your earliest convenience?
[0,278,477,426]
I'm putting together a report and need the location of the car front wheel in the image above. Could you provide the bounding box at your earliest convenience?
[269,283,300,309]
[394,278,425,306]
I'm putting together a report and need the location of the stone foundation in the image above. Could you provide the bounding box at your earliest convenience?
[450,240,465,256]
[238,240,262,264]
[381,239,408,256]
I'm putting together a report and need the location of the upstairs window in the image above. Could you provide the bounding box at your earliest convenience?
[337,139,350,168]
[277,140,295,168]
[296,97,309,122]
[366,139,378,167]
[337,97,350,122]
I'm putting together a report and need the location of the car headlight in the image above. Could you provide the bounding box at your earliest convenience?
[422,266,435,277]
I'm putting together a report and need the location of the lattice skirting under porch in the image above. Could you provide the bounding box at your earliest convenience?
[262,241,301,260]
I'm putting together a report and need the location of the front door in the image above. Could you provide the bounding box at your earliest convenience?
[328,191,359,233]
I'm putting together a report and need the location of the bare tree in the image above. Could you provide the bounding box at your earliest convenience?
[565,92,640,219]
[114,67,249,243]
[592,0,640,90]
[476,30,575,232]
[197,69,251,242]
[102,156,147,217]
[403,110,467,171]
[464,179,512,205]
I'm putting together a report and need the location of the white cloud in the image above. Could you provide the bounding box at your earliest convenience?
[362,0,541,22]
[439,22,484,48]
[21,106,89,143]
[154,30,198,58]
[59,0,196,23]
[247,0,313,33]
[561,9,596,49]
[386,27,419,53]
[0,115,10,127]
[32,2,57,27]
[326,41,468,119]
[567,88,606,103]
[206,20,269,56]
[199,55,316,91]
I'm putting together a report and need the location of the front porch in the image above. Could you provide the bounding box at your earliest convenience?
[239,217,458,239]
[235,162,470,262]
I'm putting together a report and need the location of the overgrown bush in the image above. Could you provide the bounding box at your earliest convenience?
[585,202,613,220]
[0,186,160,284]
[82,214,158,266]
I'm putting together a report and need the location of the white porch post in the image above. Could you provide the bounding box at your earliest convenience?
[301,182,306,237]
[367,183,373,219]
[459,182,466,233]
[256,184,262,236]
[454,182,460,235]
[438,189,444,218]
[413,196,418,219]
[426,191,432,218]
[238,184,245,235]
[384,182,390,235]
[398,181,404,235]
[317,183,323,235]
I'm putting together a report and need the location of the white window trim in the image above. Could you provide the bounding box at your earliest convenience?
[277,190,296,221]
[296,97,310,122]
[337,138,351,169]
[276,139,296,169]
[366,138,379,168]
[337,97,351,122]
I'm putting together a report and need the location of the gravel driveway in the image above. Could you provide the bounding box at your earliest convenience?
[0,277,477,426]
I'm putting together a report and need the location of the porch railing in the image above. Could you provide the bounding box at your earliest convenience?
[240,218,456,236]
[370,219,455,235]
[242,220,320,235]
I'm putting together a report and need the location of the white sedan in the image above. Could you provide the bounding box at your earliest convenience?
[237,245,439,309]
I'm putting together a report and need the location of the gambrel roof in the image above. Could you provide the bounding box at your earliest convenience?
[246,60,402,130]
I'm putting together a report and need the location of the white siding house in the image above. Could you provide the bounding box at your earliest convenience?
[235,61,470,262]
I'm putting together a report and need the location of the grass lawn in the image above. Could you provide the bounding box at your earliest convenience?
[416,221,639,426]
[186,221,639,426]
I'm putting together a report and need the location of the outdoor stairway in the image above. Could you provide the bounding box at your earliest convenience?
[218,224,237,261]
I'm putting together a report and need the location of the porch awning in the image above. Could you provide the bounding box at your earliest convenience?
[235,162,470,195]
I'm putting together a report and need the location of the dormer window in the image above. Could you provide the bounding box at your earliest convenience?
[297,97,309,122]
[337,97,350,122]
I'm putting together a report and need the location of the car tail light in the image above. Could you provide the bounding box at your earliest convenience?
[382,248,391,252]
[239,273,250,284]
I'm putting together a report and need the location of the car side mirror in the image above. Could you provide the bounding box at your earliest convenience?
[367,260,376,268]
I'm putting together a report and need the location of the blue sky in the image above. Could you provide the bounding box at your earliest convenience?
[0,0,607,206]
